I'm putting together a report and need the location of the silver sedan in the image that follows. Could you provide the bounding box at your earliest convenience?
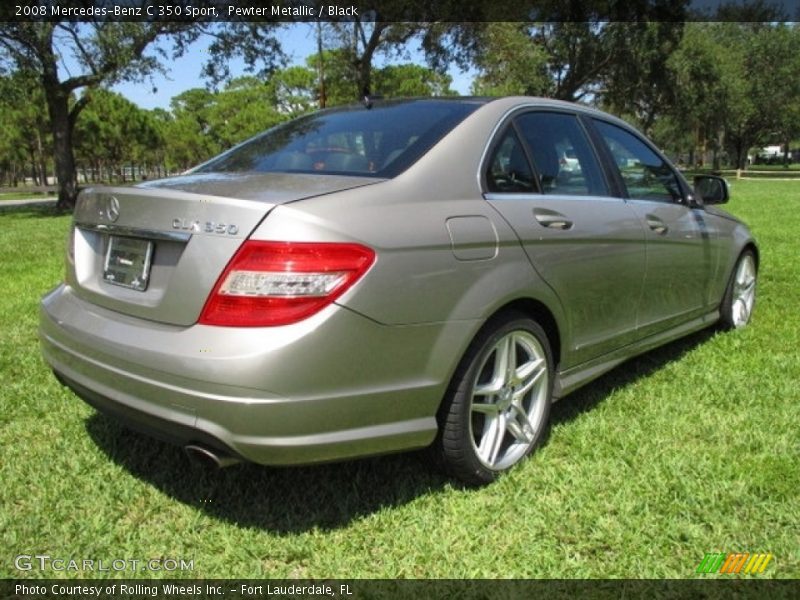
[40,97,757,485]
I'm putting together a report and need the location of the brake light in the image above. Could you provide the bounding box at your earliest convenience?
[199,241,375,327]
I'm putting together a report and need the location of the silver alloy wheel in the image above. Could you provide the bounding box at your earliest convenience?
[469,330,549,470]
[731,253,757,328]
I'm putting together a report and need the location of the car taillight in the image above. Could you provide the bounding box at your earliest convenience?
[198,241,375,327]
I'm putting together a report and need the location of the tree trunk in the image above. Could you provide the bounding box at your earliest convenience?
[28,147,39,185]
[316,21,327,109]
[713,130,724,171]
[734,140,747,170]
[36,130,49,186]
[353,20,386,101]
[42,74,79,209]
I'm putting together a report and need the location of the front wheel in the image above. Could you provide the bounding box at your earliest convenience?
[720,250,757,330]
[434,313,553,486]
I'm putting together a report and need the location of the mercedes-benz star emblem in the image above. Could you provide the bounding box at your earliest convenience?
[106,196,120,222]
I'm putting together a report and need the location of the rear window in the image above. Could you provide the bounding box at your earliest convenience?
[195,100,481,178]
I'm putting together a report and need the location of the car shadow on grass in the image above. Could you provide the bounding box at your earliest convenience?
[85,413,450,533]
[84,327,716,533]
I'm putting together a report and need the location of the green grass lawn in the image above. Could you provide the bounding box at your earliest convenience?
[747,163,800,171]
[1,181,797,579]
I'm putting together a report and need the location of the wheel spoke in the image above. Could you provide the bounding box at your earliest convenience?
[515,357,546,396]
[488,414,507,465]
[475,337,512,396]
[472,400,499,415]
[478,414,507,466]
[494,336,511,380]
[736,277,755,297]
[736,267,747,286]
[735,299,749,323]
[743,286,755,307]
[504,335,517,383]
[745,259,756,281]
[506,409,534,444]
[474,380,502,396]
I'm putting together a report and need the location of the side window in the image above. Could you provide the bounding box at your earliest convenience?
[515,112,608,196]
[485,128,535,193]
[593,120,682,203]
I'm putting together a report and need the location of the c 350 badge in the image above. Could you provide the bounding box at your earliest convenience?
[172,218,239,236]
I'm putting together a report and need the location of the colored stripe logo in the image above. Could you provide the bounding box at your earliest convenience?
[696,553,773,574]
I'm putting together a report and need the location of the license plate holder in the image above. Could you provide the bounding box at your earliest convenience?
[103,236,153,292]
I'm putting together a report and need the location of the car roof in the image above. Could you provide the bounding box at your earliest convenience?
[323,96,628,127]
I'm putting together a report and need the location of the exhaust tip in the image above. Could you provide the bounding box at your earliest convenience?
[184,444,240,469]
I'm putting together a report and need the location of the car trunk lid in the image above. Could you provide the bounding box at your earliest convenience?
[68,172,380,326]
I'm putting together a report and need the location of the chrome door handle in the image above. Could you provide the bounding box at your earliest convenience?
[646,215,668,235]
[533,209,573,230]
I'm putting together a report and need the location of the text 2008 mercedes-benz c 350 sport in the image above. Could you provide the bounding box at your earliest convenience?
[40,97,758,485]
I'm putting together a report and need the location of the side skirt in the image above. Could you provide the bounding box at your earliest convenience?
[552,309,719,400]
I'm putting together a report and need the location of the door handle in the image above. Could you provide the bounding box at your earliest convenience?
[533,208,573,230]
[646,215,668,235]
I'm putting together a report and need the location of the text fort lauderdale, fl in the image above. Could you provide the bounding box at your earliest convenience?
[16,583,354,597]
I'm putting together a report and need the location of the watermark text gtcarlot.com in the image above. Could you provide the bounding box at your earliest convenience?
[14,554,194,573]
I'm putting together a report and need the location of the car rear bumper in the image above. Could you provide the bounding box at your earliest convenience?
[40,284,474,465]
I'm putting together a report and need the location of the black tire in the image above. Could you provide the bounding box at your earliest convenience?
[719,250,757,331]
[434,312,554,486]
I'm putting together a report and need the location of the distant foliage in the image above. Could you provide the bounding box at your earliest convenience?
[73,89,163,182]
[655,22,800,168]
[0,72,51,186]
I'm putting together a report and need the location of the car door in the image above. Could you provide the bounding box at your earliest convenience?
[484,110,647,368]
[590,119,716,337]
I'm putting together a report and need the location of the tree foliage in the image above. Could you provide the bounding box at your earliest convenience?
[469,23,551,97]
[373,63,455,97]
[0,71,50,186]
[200,22,287,85]
[430,1,690,102]
[665,22,800,168]
[307,49,455,103]
[326,20,426,98]
[271,66,318,116]
[204,77,286,150]
[0,21,203,207]
[73,88,162,182]
[599,21,685,135]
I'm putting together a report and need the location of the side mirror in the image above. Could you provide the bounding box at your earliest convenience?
[693,175,729,205]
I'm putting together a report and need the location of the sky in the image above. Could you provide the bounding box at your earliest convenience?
[108,24,476,110]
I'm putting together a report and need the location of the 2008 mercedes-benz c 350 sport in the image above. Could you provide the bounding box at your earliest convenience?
[40,97,758,485]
